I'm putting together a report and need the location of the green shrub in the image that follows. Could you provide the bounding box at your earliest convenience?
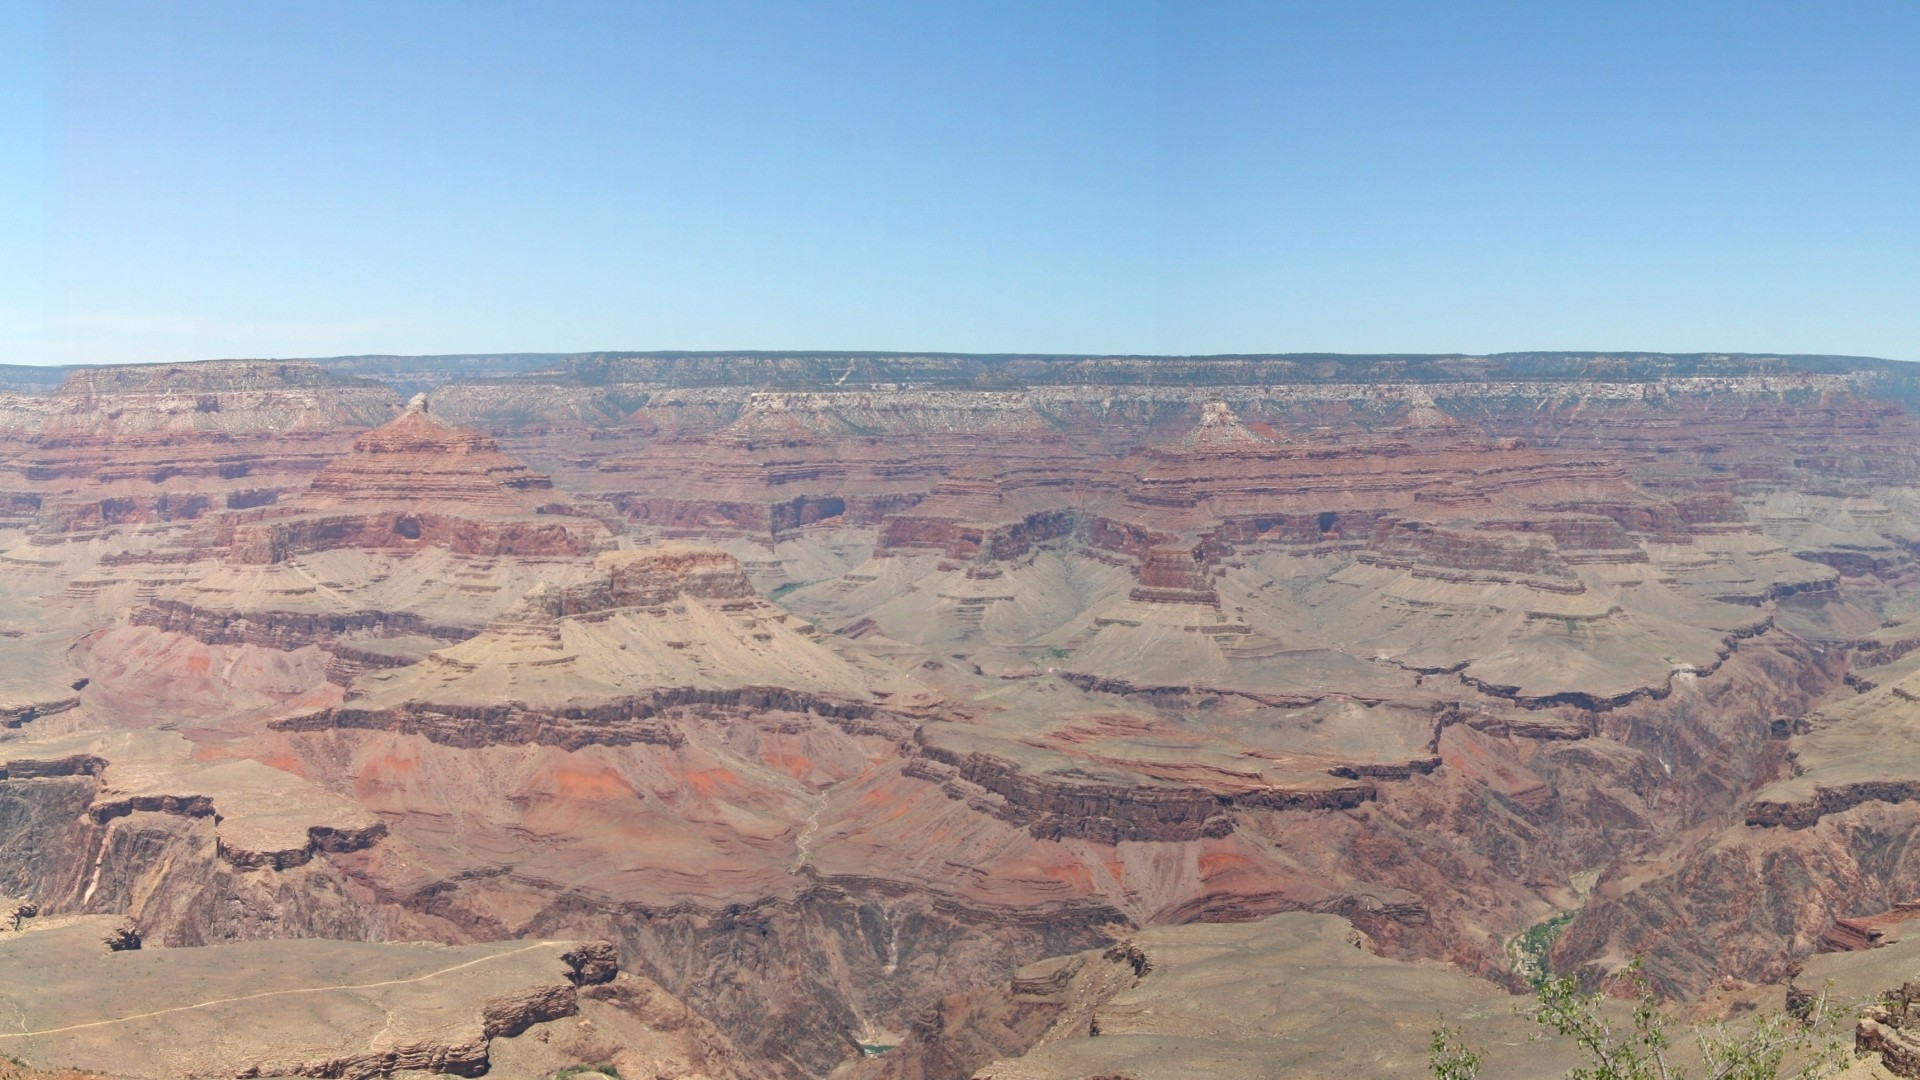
[1430,1024,1483,1080]
[1432,959,1850,1080]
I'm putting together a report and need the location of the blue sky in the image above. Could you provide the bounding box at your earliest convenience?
[2,1,1916,364]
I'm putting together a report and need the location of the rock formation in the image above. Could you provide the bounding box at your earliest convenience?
[850,913,1580,1080]
[0,361,397,537]
[219,395,617,564]
[275,544,931,749]
[3,351,1920,1077]
[0,914,747,1080]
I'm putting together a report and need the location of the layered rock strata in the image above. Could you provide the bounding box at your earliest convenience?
[0,361,397,537]
[2,351,1919,1078]
[219,396,616,564]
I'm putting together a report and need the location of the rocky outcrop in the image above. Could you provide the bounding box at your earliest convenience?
[904,748,1236,843]
[0,775,387,948]
[1857,980,1920,1078]
[132,598,474,649]
[0,695,81,729]
[0,920,629,1080]
[4,730,392,910]
[274,685,886,750]
[545,883,1122,1080]
[227,510,608,564]
[1360,518,1582,589]
[904,735,1375,844]
[1747,780,1920,829]
[854,913,1580,1080]
[1127,546,1219,606]
[274,695,686,750]
[853,946,1138,1080]
[878,508,1082,561]
[216,820,390,872]
[516,546,760,615]
[0,753,107,779]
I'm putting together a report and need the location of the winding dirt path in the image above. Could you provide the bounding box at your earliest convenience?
[0,940,560,1040]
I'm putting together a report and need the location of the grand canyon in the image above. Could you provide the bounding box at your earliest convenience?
[4,350,1920,1079]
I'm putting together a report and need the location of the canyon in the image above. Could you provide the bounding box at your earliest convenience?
[3,350,1920,1078]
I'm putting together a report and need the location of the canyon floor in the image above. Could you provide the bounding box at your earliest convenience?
[3,351,1920,1078]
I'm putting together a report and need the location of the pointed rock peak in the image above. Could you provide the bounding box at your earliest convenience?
[305,404,561,506]
[717,392,827,443]
[227,405,613,560]
[1175,401,1271,452]
[351,400,494,456]
[1400,388,1460,430]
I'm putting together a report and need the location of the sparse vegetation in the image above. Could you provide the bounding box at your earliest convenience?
[1528,962,1679,1080]
[1432,960,1851,1080]
[1429,1024,1483,1080]
[1512,909,1577,990]
[554,1065,621,1080]
[1690,996,1850,1080]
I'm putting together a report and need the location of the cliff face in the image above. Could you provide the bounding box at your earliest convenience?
[3,351,1920,1079]
[0,361,399,538]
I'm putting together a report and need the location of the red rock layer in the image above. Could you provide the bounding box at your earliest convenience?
[0,362,398,536]
[217,404,615,563]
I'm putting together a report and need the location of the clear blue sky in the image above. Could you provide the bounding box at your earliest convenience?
[2,1,1916,365]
